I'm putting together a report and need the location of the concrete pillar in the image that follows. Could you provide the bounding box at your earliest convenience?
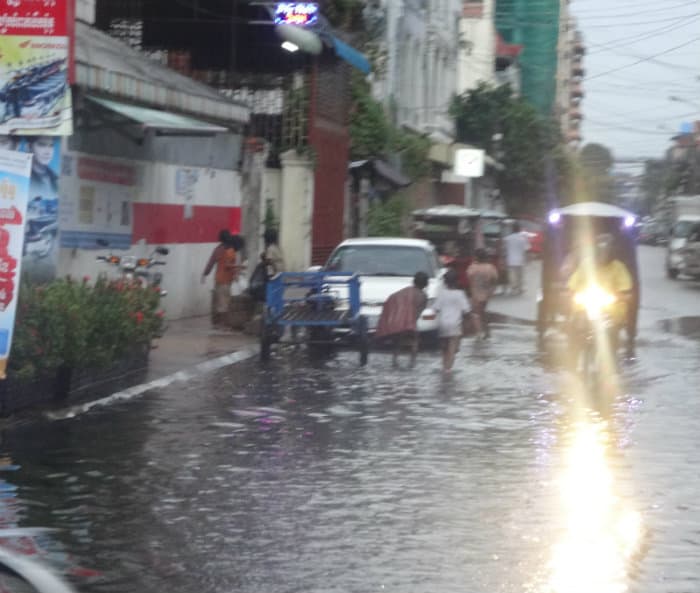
[279,149,314,271]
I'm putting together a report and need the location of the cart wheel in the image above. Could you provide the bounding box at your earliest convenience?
[358,315,369,366]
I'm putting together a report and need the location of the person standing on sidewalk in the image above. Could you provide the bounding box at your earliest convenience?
[202,229,238,328]
[262,228,285,276]
[433,269,470,373]
[467,248,499,339]
[504,222,530,295]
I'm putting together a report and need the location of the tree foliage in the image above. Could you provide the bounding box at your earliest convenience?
[450,82,565,215]
[349,74,431,180]
[579,142,615,203]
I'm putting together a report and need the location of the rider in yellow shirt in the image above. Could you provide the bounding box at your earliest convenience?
[567,233,633,354]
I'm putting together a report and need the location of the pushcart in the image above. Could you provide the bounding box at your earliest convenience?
[260,271,369,365]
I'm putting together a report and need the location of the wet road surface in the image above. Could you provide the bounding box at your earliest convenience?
[0,320,698,593]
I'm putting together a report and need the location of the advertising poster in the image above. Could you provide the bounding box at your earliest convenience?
[0,134,60,282]
[59,153,136,250]
[0,0,72,135]
[0,147,32,380]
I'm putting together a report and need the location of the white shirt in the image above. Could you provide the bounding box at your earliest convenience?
[434,288,470,337]
[504,232,529,267]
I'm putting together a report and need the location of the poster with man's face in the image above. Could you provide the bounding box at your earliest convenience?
[0,134,61,283]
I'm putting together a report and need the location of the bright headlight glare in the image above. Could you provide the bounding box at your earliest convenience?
[574,286,616,315]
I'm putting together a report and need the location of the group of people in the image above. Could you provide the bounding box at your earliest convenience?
[377,248,499,374]
[202,228,285,328]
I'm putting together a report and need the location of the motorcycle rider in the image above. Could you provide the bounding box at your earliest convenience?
[566,233,634,361]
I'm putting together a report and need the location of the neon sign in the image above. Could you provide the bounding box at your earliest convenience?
[274,3,319,26]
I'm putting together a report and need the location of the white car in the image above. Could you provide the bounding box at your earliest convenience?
[666,215,700,279]
[322,237,442,334]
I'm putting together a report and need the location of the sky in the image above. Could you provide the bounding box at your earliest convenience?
[572,0,700,165]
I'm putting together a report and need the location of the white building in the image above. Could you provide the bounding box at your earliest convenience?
[457,0,496,93]
[556,0,585,147]
[374,0,461,142]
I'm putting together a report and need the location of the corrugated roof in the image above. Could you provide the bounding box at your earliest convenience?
[75,22,249,124]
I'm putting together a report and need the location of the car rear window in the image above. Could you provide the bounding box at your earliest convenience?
[326,245,437,277]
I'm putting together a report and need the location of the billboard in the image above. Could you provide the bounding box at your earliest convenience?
[0,147,32,380]
[0,0,72,135]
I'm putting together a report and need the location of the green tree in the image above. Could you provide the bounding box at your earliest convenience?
[450,82,565,215]
[579,142,615,203]
[640,159,669,215]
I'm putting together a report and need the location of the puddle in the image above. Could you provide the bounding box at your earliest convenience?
[658,316,700,338]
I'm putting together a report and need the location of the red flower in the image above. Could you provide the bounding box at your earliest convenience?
[135,311,144,324]
[156,310,165,319]
[83,275,90,283]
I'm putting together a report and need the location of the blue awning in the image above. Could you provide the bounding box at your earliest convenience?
[331,37,371,74]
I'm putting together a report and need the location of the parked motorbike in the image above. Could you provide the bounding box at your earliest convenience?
[95,239,169,297]
[96,241,170,338]
[569,284,620,393]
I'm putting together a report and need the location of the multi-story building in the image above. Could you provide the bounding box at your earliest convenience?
[457,0,496,92]
[495,0,560,116]
[555,4,585,147]
[375,0,462,142]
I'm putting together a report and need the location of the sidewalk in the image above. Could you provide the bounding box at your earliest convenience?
[147,317,258,381]
[488,260,541,323]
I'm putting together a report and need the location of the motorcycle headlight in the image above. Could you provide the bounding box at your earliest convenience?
[573,286,616,317]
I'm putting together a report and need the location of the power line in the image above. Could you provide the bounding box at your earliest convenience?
[584,36,700,82]
[586,15,700,55]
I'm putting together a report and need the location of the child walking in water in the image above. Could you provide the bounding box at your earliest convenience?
[433,268,470,373]
[467,248,499,339]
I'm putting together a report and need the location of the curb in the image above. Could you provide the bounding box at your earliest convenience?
[45,347,259,421]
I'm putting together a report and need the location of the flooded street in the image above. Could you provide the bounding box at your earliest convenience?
[0,317,698,593]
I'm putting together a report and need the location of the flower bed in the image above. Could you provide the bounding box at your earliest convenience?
[0,277,164,415]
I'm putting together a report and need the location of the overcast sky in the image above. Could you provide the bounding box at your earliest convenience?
[572,0,700,164]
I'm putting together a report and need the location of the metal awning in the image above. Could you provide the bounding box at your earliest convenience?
[349,158,410,187]
[331,36,371,74]
[86,95,228,136]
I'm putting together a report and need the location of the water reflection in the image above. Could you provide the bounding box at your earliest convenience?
[545,420,642,593]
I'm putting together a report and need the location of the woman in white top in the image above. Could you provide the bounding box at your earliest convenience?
[433,268,470,373]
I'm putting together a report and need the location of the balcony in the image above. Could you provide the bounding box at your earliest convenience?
[569,107,583,120]
[573,41,585,55]
[571,83,584,98]
[567,131,582,143]
[569,117,581,129]
[572,64,585,77]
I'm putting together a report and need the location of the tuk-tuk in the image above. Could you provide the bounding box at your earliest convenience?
[411,205,508,289]
[537,202,640,349]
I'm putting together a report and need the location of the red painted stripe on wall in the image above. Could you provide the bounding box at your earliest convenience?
[132,203,241,244]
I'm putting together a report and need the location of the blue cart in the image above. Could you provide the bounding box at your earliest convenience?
[261,271,369,365]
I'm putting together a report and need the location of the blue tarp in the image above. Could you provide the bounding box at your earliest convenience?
[331,37,371,74]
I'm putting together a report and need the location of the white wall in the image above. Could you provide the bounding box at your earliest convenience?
[57,150,243,320]
[77,0,96,24]
[457,0,496,94]
[279,150,314,272]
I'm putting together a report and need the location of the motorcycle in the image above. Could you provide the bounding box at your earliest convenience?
[569,284,620,393]
[95,240,169,297]
[96,241,170,338]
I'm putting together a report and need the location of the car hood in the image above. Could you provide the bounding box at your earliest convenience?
[358,275,439,304]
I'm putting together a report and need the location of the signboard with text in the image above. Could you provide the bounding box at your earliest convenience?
[59,153,137,250]
[274,3,319,26]
[0,147,32,379]
[0,0,73,135]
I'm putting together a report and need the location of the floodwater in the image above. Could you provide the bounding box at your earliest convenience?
[0,323,698,593]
